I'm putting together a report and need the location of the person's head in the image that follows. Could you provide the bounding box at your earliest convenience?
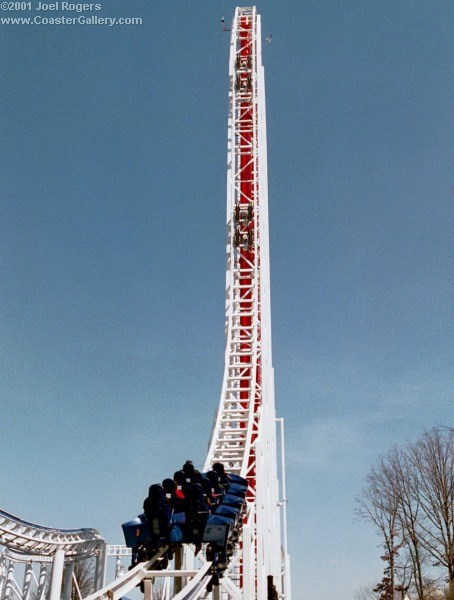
[206,470,221,491]
[148,483,163,501]
[182,461,195,480]
[212,462,226,478]
[162,478,176,495]
[173,470,186,487]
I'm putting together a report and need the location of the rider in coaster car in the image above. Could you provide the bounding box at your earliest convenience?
[205,470,224,507]
[212,462,230,487]
[143,484,170,548]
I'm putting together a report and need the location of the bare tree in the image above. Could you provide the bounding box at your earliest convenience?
[356,461,401,599]
[446,581,454,600]
[357,428,454,600]
[385,447,426,599]
[408,429,454,592]
[69,558,96,600]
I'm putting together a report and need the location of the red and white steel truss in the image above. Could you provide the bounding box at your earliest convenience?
[205,7,291,600]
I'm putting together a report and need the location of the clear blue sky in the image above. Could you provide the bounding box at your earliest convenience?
[1,2,453,599]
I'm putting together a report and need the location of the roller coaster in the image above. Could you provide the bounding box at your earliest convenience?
[0,7,291,600]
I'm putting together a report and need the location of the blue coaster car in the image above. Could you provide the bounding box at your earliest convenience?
[220,494,244,511]
[215,504,240,521]
[214,504,242,539]
[228,473,248,487]
[203,514,234,548]
[225,483,247,499]
[203,514,236,573]
[122,516,151,548]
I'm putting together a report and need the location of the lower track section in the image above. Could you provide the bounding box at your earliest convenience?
[85,547,214,600]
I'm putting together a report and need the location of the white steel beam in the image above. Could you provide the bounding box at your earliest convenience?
[204,6,291,599]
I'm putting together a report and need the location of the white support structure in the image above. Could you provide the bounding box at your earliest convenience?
[0,551,51,600]
[0,510,104,559]
[0,510,105,600]
[204,7,291,599]
[106,545,131,580]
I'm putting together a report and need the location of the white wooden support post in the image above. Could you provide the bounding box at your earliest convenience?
[4,560,15,600]
[37,564,48,600]
[183,545,194,572]
[49,550,65,600]
[143,578,153,600]
[0,554,6,599]
[114,553,122,580]
[242,524,254,600]
[276,417,291,600]
[94,544,107,591]
[22,564,34,600]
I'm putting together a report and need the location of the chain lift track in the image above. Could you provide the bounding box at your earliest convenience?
[204,7,291,599]
[0,7,290,600]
